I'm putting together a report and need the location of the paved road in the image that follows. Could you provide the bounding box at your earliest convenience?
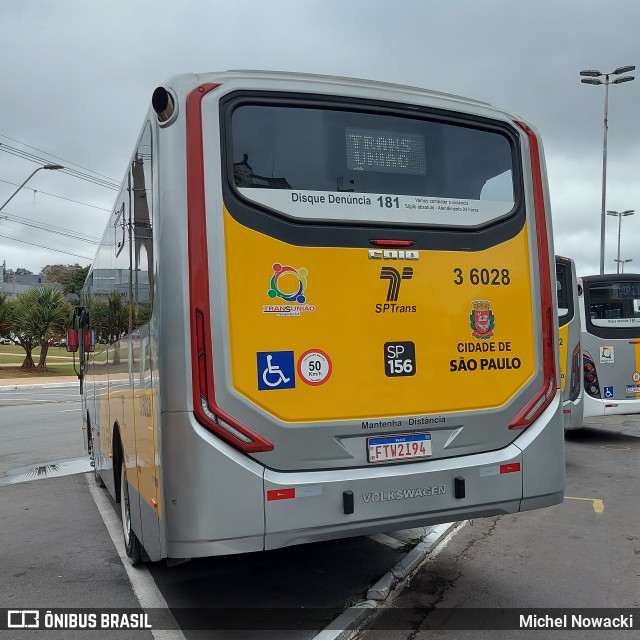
[355,415,640,639]
[0,383,452,639]
[0,384,85,478]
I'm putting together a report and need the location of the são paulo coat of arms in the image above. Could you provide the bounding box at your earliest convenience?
[470,299,495,339]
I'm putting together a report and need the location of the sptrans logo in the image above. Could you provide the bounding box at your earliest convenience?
[376,267,416,314]
[263,263,316,316]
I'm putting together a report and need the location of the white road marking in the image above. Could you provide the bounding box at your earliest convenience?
[86,475,187,640]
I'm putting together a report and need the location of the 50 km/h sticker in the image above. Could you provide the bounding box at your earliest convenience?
[297,349,332,386]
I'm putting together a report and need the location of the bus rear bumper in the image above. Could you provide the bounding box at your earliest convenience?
[263,398,564,551]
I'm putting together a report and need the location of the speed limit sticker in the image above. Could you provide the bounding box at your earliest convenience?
[297,349,332,386]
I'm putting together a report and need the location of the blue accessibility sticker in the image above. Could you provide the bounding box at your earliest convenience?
[603,386,614,399]
[257,351,295,390]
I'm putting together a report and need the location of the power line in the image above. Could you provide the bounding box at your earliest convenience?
[0,212,100,244]
[0,232,93,261]
[0,178,111,212]
[0,132,118,183]
[0,143,120,190]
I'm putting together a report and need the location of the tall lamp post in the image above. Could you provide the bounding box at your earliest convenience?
[0,164,64,213]
[606,209,635,273]
[580,65,635,275]
[614,258,632,273]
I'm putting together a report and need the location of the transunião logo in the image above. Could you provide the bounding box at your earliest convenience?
[470,299,495,340]
[263,263,315,316]
[599,346,614,363]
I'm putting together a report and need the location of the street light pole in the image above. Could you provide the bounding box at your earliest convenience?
[0,164,64,213]
[606,210,635,273]
[580,65,635,275]
[614,258,632,273]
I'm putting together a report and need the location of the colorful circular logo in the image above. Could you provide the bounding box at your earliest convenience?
[297,349,332,386]
[632,371,640,383]
[268,263,307,303]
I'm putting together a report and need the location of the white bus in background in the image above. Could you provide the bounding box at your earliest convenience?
[579,274,640,417]
[555,256,583,430]
[70,70,565,565]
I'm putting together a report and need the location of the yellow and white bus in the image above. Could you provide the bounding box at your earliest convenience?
[556,256,583,430]
[580,274,640,417]
[72,71,565,564]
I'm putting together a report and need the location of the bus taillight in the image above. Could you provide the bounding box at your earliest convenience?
[583,352,601,398]
[509,122,556,430]
[569,343,581,401]
[193,308,274,452]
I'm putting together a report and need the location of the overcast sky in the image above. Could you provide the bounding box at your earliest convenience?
[1,0,639,278]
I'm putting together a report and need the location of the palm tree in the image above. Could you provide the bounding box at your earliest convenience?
[13,286,72,371]
[0,292,12,338]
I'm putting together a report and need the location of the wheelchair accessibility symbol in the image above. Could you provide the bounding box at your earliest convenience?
[603,386,614,399]
[257,351,295,390]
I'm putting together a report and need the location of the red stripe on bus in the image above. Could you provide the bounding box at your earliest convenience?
[500,463,521,474]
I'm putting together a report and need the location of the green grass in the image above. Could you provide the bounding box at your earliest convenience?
[0,345,79,378]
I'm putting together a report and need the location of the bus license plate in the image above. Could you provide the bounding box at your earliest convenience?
[367,433,432,463]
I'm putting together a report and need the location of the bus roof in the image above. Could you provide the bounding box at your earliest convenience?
[159,69,512,113]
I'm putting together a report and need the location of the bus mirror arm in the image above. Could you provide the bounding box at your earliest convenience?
[69,306,91,393]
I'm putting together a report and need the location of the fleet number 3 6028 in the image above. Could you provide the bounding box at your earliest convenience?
[453,268,511,285]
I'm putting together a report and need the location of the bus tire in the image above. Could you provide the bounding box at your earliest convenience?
[92,444,105,487]
[88,417,105,488]
[120,460,142,565]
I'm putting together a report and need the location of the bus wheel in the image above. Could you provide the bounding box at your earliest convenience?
[92,443,105,487]
[120,461,142,565]
[88,425,104,488]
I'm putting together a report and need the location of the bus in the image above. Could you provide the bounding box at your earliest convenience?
[70,70,565,564]
[556,256,583,430]
[579,274,640,417]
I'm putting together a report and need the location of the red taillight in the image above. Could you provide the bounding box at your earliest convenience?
[509,122,557,429]
[569,343,581,400]
[369,239,415,247]
[195,309,207,397]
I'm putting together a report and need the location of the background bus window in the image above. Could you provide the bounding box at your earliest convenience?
[588,282,640,327]
[556,261,570,319]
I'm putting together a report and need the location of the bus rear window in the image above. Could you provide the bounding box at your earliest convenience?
[589,282,640,327]
[229,103,516,227]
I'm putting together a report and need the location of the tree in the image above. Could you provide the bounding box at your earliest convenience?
[62,265,90,296]
[12,286,72,371]
[0,292,12,337]
[3,267,34,283]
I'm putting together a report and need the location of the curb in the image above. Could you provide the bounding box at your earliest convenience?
[313,521,463,640]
